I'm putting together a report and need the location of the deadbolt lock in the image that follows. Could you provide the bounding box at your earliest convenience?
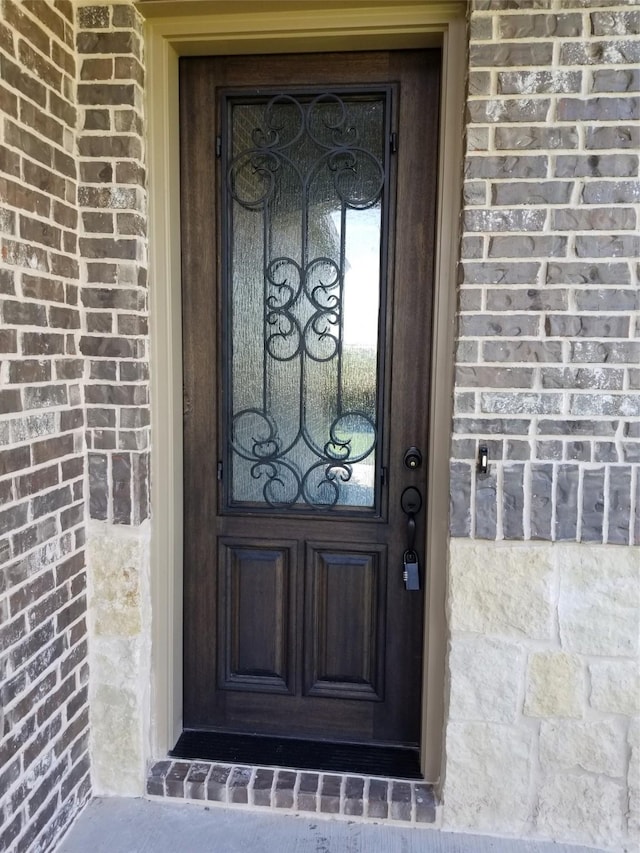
[403,446,423,470]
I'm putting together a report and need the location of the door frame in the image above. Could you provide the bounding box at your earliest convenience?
[142,0,467,784]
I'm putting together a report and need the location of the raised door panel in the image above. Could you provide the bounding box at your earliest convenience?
[218,539,295,694]
[304,543,386,700]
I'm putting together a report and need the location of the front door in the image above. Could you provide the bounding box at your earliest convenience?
[179,50,440,758]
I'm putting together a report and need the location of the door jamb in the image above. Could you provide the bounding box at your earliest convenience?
[143,0,466,784]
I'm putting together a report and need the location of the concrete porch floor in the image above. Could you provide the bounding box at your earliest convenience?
[56,797,608,853]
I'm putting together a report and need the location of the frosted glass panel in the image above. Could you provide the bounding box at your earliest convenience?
[225,92,388,510]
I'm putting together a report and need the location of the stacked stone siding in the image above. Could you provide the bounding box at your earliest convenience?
[0,2,90,851]
[451,0,639,545]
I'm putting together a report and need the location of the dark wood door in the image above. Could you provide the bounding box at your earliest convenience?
[180,50,440,748]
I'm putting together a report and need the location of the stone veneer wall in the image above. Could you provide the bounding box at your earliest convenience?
[443,2,639,851]
[0,2,91,851]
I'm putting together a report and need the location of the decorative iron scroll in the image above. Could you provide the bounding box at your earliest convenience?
[224,91,389,509]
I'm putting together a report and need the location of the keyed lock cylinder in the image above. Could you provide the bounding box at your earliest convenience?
[403,446,423,470]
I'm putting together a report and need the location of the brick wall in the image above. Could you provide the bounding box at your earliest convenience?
[0,2,90,851]
[76,2,149,528]
[451,0,639,545]
[443,4,640,850]
[75,1,151,799]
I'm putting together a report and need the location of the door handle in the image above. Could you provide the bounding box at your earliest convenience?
[400,487,422,591]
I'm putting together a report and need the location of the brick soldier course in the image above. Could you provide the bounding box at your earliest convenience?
[0,2,638,852]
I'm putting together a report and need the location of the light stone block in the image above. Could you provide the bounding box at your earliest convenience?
[590,660,640,716]
[557,544,640,657]
[524,652,584,718]
[629,718,640,838]
[91,682,143,797]
[442,721,532,833]
[448,540,554,639]
[87,522,151,797]
[448,637,524,723]
[88,531,144,636]
[539,719,625,777]
[536,773,625,848]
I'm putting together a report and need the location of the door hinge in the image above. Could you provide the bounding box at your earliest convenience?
[380,466,387,485]
[390,132,398,154]
[217,460,223,480]
[216,135,222,159]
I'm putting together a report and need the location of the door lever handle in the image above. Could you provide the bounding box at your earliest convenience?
[400,487,422,591]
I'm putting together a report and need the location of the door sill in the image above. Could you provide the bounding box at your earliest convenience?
[147,755,436,825]
[170,730,422,778]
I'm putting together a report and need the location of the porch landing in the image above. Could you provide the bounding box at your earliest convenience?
[56,797,606,853]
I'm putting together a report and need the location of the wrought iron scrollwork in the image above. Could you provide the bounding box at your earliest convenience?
[225,91,388,509]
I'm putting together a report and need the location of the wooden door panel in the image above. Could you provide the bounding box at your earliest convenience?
[218,539,295,694]
[305,544,386,701]
[180,50,440,748]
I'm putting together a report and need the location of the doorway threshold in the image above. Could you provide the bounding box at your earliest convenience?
[170,730,422,778]
[146,756,436,826]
